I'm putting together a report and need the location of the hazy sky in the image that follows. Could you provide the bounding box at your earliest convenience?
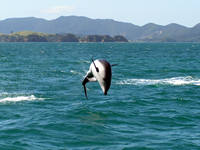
[0,0,199,27]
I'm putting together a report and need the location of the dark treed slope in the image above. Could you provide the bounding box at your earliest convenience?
[0,31,128,42]
[0,16,200,42]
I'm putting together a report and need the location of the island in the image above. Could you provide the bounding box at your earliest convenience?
[0,31,128,42]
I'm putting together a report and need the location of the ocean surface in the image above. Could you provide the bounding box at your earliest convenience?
[0,42,200,150]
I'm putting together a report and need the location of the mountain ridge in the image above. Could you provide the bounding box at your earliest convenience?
[0,16,200,42]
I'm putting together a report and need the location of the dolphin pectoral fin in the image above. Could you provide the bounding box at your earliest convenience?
[92,59,99,72]
[82,77,89,99]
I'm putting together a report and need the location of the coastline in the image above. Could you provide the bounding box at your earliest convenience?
[0,31,128,43]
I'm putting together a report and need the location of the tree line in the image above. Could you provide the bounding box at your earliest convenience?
[0,31,128,42]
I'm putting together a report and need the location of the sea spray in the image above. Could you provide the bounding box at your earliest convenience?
[0,95,45,103]
[117,76,200,86]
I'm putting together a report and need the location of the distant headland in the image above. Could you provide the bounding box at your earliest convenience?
[0,16,200,42]
[0,31,128,42]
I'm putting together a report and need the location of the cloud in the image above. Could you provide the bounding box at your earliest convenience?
[43,5,75,14]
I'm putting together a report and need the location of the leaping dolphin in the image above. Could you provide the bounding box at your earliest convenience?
[82,59,112,99]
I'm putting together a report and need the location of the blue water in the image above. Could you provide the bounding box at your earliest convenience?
[0,43,200,149]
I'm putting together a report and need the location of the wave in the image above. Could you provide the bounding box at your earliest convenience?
[0,95,45,103]
[70,70,80,75]
[70,69,86,75]
[117,76,200,86]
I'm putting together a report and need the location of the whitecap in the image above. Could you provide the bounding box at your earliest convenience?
[117,76,200,86]
[70,70,84,75]
[70,69,86,77]
[70,70,79,74]
[0,95,45,103]
[82,60,90,64]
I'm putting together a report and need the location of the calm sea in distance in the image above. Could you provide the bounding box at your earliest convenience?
[0,42,200,150]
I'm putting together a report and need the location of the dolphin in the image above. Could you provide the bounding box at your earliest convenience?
[82,59,112,99]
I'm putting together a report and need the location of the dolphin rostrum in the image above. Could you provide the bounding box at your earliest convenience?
[82,59,112,99]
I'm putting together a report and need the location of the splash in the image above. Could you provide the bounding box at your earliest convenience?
[0,95,45,103]
[70,70,80,75]
[117,76,200,86]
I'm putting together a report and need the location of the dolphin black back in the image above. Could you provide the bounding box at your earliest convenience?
[99,60,112,94]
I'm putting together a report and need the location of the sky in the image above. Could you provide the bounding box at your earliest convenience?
[0,0,200,27]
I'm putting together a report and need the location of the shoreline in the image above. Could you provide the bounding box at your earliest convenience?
[0,31,128,43]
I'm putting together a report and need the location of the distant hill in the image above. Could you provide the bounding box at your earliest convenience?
[0,16,200,42]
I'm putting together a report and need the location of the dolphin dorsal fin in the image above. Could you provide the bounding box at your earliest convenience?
[92,59,99,72]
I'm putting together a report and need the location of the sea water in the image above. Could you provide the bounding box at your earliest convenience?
[0,42,200,149]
